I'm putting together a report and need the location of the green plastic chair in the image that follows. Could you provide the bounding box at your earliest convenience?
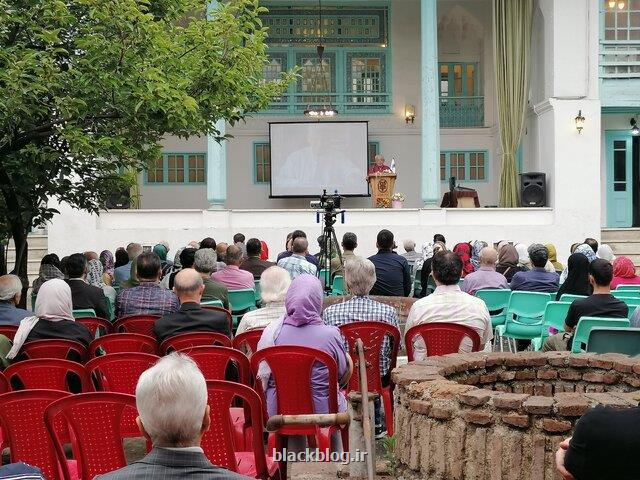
[612,290,640,299]
[73,308,97,319]
[617,296,640,308]
[457,279,465,288]
[105,297,115,321]
[627,305,637,319]
[331,276,344,296]
[559,294,587,303]
[495,291,551,351]
[586,327,640,356]
[531,301,572,351]
[254,280,261,302]
[201,300,224,308]
[31,292,37,311]
[228,289,257,328]
[571,317,630,353]
[476,289,511,328]
[615,284,640,292]
[413,269,422,297]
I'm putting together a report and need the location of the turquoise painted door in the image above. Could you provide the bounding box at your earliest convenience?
[606,132,633,228]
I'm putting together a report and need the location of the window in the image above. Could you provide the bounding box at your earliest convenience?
[254,141,379,183]
[440,151,487,182]
[145,153,206,185]
[601,1,640,79]
[438,62,484,127]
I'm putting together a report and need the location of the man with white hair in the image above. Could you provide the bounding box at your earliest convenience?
[401,239,422,265]
[235,266,291,336]
[194,248,229,309]
[95,353,246,479]
[0,274,30,325]
[461,247,509,296]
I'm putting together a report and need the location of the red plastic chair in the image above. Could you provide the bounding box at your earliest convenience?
[45,392,138,480]
[203,380,279,480]
[405,322,482,361]
[76,317,113,338]
[20,339,88,363]
[89,333,158,358]
[232,329,265,356]
[4,359,92,393]
[186,346,251,385]
[113,314,160,337]
[250,346,348,458]
[160,331,232,354]
[338,322,400,436]
[0,389,76,480]
[0,325,18,341]
[201,306,234,335]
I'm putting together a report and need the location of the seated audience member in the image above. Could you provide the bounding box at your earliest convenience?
[277,238,317,279]
[276,230,320,267]
[212,245,255,290]
[369,230,412,297]
[555,405,640,480]
[560,243,597,284]
[87,259,117,305]
[406,251,492,360]
[153,244,172,278]
[510,244,560,293]
[7,279,93,360]
[65,253,110,319]
[461,247,508,295]
[401,240,422,270]
[233,233,247,259]
[100,250,115,285]
[543,259,627,352]
[453,243,475,278]
[470,240,489,271]
[239,238,274,279]
[546,243,564,273]
[584,237,599,254]
[194,249,229,310]
[32,254,64,294]
[215,242,228,271]
[168,247,196,290]
[0,275,30,325]
[0,462,47,479]
[154,269,231,343]
[114,247,129,269]
[257,275,352,418]
[610,256,640,289]
[260,240,269,261]
[84,251,99,262]
[495,243,527,283]
[114,242,142,284]
[597,243,616,263]
[95,353,246,480]
[515,243,531,269]
[419,241,448,297]
[555,253,592,300]
[277,232,293,260]
[200,237,216,250]
[115,252,179,318]
[330,232,357,279]
[236,266,290,336]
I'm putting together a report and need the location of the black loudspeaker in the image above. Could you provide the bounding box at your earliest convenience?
[520,172,546,207]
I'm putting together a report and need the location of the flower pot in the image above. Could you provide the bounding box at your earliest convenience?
[391,200,404,209]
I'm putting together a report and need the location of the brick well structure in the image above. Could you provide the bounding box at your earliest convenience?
[392,351,640,480]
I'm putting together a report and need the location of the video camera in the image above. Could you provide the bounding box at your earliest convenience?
[310,190,343,212]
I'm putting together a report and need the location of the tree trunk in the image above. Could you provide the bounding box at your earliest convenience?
[10,224,29,310]
[0,241,6,276]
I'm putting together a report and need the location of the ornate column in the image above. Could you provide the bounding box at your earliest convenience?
[421,0,440,206]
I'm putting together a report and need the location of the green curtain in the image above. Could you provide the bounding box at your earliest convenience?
[493,0,534,207]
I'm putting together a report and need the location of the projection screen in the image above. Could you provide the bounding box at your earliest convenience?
[269,121,370,197]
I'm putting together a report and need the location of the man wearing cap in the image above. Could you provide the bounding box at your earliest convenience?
[510,244,560,293]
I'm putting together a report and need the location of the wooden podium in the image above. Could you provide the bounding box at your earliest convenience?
[368,173,397,208]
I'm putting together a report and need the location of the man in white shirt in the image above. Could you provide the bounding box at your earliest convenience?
[405,251,492,360]
[277,238,317,279]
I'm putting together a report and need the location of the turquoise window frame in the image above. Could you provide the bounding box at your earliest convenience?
[144,152,207,186]
[438,62,481,97]
[439,150,489,183]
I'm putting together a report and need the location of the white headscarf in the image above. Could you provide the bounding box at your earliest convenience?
[597,244,616,262]
[7,279,75,359]
[515,243,530,267]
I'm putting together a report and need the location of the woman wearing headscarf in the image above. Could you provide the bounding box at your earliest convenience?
[153,244,172,278]
[453,243,474,278]
[611,256,640,289]
[120,261,139,290]
[496,244,527,283]
[99,250,115,285]
[545,244,564,273]
[470,240,488,271]
[32,254,64,294]
[114,247,129,269]
[7,279,93,360]
[257,275,351,418]
[260,240,270,261]
[555,253,592,300]
[597,244,616,263]
[87,259,117,305]
[161,247,184,290]
[514,243,531,269]
[560,244,596,284]
[419,241,447,297]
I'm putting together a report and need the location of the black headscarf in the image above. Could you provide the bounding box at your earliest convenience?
[556,253,592,300]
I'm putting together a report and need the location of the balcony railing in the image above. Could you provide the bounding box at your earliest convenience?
[266,92,391,114]
[599,41,640,79]
[439,96,485,128]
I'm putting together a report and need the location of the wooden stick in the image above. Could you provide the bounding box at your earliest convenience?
[266,412,350,432]
[356,338,375,480]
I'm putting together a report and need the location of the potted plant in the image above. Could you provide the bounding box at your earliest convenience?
[391,192,406,209]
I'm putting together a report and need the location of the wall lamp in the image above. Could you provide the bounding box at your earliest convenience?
[631,118,639,136]
[575,110,585,134]
[405,104,416,124]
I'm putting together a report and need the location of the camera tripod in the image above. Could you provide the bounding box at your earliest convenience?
[317,210,344,295]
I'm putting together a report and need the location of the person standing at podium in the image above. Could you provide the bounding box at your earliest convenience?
[368,154,393,175]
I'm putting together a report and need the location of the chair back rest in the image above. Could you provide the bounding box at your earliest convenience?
[232,328,265,355]
[559,294,587,303]
[332,276,345,295]
[160,332,232,355]
[86,352,159,394]
[186,346,251,385]
[586,327,640,355]
[615,284,640,291]
[508,291,552,324]
[617,296,640,307]
[0,390,71,480]
[542,302,572,333]
[254,281,261,302]
[73,309,97,319]
[405,323,481,361]
[89,333,158,358]
[200,300,223,307]
[76,317,113,338]
[113,315,161,337]
[476,289,511,310]
[338,322,400,393]
[202,380,268,476]
[318,269,329,287]
[200,306,233,334]
[21,339,88,363]
[4,359,91,393]
[228,289,256,313]
[571,317,630,353]
[0,325,18,341]
[0,372,8,393]
[612,290,640,299]
[45,392,137,480]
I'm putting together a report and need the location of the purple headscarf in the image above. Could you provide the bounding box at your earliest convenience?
[100,250,115,279]
[282,274,324,327]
